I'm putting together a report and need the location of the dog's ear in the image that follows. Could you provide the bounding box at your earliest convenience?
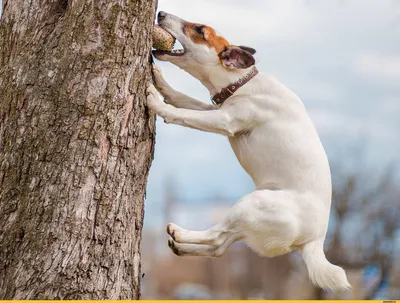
[238,45,256,55]
[219,46,255,69]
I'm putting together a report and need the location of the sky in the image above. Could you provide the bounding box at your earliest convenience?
[146,0,400,210]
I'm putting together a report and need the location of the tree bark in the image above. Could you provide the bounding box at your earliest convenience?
[0,0,156,299]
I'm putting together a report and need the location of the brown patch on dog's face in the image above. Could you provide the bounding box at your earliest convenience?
[184,22,229,54]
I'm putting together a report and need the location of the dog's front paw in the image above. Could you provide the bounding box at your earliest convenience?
[152,64,163,76]
[146,83,163,112]
[146,82,159,98]
[152,64,164,89]
[152,64,172,96]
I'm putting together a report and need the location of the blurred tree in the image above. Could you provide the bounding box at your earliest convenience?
[0,0,156,299]
[324,165,400,299]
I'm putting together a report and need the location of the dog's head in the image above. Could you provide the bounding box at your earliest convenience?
[153,12,256,74]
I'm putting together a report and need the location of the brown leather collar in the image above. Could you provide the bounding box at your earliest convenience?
[211,67,259,105]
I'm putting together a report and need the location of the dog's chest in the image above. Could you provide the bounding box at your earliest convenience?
[228,116,332,195]
[228,128,273,182]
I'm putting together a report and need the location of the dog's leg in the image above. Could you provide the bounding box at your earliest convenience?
[152,64,216,111]
[166,222,241,246]
[166,222,236,246]
[147,83,246,136]
[165,213,243,257]
[167,233,243,257]
[166,189,303,258]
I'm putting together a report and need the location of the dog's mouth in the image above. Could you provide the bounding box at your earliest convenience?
[152,26,186,57]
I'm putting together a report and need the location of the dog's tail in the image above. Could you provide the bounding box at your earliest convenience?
[301,240,351,291]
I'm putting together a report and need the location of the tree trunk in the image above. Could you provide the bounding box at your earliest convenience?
[0,0,156,299]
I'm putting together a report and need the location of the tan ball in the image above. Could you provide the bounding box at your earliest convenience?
[152,25,176,51]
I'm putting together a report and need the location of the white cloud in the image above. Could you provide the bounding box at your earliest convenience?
[378,96,400,116]
[353,51,400,85]
[309,108,397,142]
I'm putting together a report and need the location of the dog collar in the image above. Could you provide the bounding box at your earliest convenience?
[211,67,259,105]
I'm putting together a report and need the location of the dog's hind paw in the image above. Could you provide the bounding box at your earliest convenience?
[166,222,185,242]
[168,237,181,256]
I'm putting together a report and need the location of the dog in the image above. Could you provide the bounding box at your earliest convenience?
[146,11,351,291]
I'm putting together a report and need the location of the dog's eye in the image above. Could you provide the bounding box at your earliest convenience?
[194,25,204,35]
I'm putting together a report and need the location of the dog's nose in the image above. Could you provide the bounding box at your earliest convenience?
[158,11,167,23]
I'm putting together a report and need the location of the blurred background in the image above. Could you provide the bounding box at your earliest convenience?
[143,0,400,300]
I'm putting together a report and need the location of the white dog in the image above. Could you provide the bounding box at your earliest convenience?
[146,11,350,291]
